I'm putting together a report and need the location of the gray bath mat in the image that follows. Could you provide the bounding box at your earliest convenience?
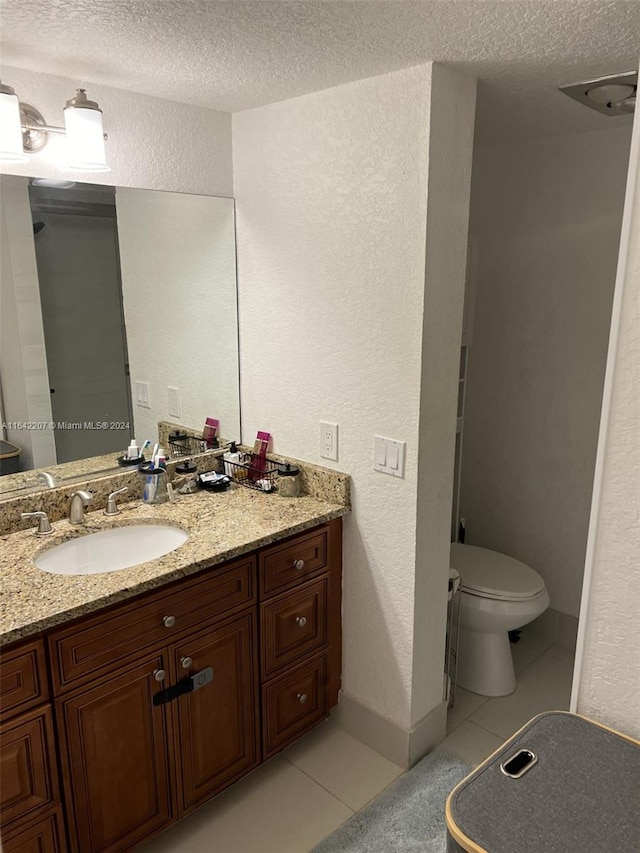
[312,748,471,853]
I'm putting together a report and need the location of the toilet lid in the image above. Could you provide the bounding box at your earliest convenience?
[450,543,545,601]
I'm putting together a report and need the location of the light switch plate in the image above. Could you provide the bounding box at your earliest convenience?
[320,421,338,461]
[135,381,151,409]
[373,435,406,478]
[167,386,180,418]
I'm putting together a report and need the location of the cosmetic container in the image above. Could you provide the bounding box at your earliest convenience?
[277,463,302,497]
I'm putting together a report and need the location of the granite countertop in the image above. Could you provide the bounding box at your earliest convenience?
[0,486,349,647]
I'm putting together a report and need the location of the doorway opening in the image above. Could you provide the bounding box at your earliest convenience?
[29,182,133,464]
[444,106,634,747]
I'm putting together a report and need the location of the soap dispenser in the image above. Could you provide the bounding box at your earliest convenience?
[223,442,241,477]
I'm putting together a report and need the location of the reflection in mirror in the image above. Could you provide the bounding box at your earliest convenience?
[0,175,240,493]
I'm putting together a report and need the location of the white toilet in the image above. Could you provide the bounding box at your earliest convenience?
[450,543,549,697]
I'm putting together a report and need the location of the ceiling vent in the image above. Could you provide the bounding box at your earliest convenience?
[559,71,636,116]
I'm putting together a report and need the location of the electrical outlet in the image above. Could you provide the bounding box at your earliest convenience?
[320,421,338,461]
[167,386,180,418]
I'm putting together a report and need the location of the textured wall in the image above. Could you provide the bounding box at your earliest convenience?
[460,126,632,618]
[576,114,640,738]
[116,189,240,444]
[233,66,433,729]
[0,65,232,196]
[412,65,477,725]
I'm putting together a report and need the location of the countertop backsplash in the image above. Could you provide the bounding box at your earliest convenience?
[0,421,350,536]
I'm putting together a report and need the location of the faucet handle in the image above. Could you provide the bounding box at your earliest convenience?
[21,511,53,536]
[105,486,128,516]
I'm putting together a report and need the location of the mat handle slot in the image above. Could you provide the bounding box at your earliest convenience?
[500,748,538,779]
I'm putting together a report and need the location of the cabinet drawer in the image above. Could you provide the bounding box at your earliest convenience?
[261,578,328,678]
[0,705,59,827]
[260,527,328,598]
[49,557,255,693]
[263,654,328,758]
[1,806,66,853]
[0,639,48,721]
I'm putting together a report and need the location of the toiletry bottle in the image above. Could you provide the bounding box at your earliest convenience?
[203,417,220,449]
[223,442,241,477]
[250,431,270,480]
[126,439,139,459]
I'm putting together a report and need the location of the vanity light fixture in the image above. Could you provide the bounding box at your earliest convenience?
[0,82,28,162]
[0,80,109,171]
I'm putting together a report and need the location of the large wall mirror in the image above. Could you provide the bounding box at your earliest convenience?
[0,175,240,495]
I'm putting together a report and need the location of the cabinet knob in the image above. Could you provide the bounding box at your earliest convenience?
[163,615,176,628]
[293,559,305,570]
[180,656,193,670]
[154,669,166,682]
[296,692,308,704]
[295,616,307,628]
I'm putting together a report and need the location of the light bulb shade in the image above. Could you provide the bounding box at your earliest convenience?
[0,87,28,162]
[64,104,109,171]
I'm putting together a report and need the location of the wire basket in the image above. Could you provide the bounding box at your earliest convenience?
[223,453,279,492]
[168,432,208,458]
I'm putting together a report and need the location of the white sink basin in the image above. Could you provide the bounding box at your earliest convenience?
[35,525,189,576]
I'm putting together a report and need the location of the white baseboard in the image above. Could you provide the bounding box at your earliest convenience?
[333,691,447,770]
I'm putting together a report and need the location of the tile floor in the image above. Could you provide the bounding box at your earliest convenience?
[441,634,575,765]
[143,632,574,853]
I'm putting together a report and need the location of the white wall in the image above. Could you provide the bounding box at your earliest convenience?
[0,66,233,197]
[116,189,240,443]
[233,64,476,745]
[0,175,56,469]
[575,108,640,738]
[460,126,632,618]
[234,66,432,730]
[412,65,477,729]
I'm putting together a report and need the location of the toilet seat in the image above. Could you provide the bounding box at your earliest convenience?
[450,543,545,602]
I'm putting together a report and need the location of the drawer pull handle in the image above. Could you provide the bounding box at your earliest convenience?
[154,669,166,682]
[163,615,176,628]
[297,692,308,704]
[294,559,305,570]
[181,656,193,670]
[296,616,307,628]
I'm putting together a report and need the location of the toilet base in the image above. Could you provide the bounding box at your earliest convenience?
[456,627,516,696]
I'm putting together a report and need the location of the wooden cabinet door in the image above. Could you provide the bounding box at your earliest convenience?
[2,807,66,853]
[0,705,59,827]
[170,613,260,815]
[57,655,172,853]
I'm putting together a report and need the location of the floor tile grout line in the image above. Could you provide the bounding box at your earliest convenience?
[354,768,406,811]
[446,696,490,736]
[463,717,509,742]
[280,755,357,814]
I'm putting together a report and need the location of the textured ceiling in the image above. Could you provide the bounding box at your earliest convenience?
[0,1,638,142]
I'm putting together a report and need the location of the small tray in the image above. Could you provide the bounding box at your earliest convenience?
[117,454,145,466]
[198,473,232,492]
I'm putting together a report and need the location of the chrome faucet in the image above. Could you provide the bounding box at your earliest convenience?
[69,490,93,525]
[37,471,57,488]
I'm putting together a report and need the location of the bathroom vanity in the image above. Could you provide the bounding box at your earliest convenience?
[0,483,347,852]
